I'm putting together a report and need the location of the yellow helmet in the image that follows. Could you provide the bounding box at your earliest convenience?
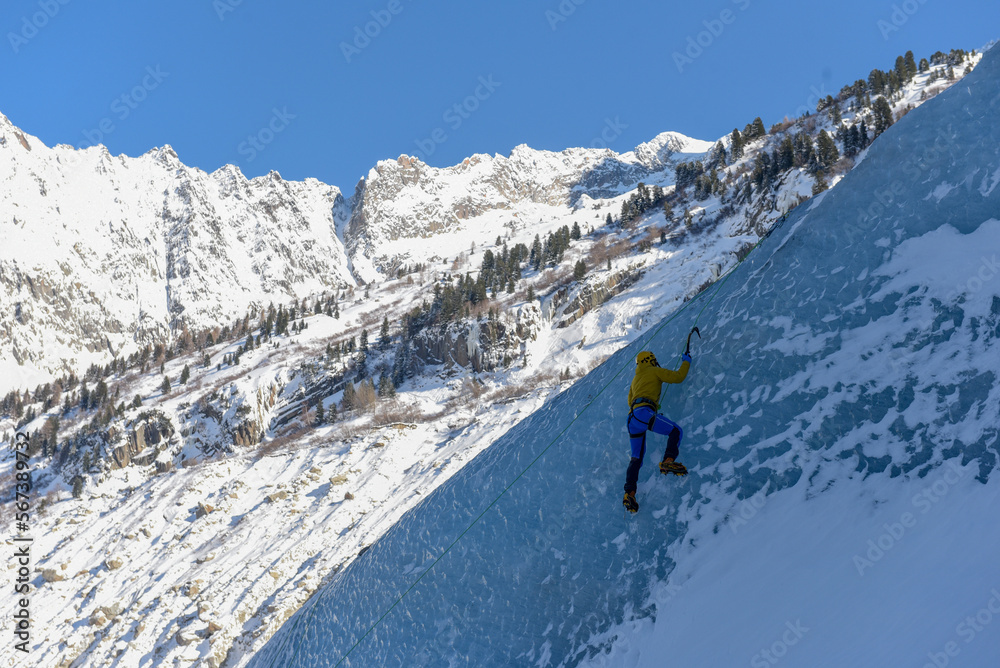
[636,351,658,367]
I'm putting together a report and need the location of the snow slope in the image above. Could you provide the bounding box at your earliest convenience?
[248,45,1000,667]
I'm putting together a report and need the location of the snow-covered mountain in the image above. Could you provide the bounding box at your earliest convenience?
[0,121,356,390]
[249,43,1000,667]
[345,132,713,278]
[0,112,710,392]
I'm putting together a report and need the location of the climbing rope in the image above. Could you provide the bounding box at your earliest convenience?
[272,215,786,668]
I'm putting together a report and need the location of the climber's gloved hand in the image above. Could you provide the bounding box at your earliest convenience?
[682,352,692,363]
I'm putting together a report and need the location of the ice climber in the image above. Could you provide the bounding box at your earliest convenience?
[622,350,690,513]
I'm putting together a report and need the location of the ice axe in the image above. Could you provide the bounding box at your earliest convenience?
[685,326,701,357]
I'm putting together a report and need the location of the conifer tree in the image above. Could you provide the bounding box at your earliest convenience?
[816,130,840,169]
[341,381,356,412]
[730,128,744,159]
[180,365,190,384]
[828,105,842,125]
[895,55,908,84]
[160,375,171,395]
[530,234,542,271]
[574,260,587,281]
[904,51,918,80]
[378,374,396,398]
[812,172,829,195]
[379,316,391,349]
[872,96,895,137]
[778,135,795,171]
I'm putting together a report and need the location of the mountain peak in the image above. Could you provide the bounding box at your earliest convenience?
[624,131,715,171]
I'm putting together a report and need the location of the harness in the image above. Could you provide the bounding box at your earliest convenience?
[628,397,658,438]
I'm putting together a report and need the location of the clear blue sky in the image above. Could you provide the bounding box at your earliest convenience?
[1,0,994,191]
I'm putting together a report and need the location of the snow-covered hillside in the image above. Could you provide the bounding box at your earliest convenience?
[0,112,709,391]
[0,45,989,668]
[247,44,1000,667]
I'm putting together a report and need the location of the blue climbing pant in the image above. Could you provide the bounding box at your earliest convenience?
[624,404,682,494]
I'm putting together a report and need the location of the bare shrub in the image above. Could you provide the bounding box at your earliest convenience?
[587,237,609,268]
[370,400,423,427]
[461,376,487,402]
[355,379,378,413]
[606,240,632,262]
[769,117,795,134]
[256,427,308,458]
[337,421,369,441]
[485,382,532,404]
[358,311,382,329]
[534,267,573,294]
[832,156,855,177]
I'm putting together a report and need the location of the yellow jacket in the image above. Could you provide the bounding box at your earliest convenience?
[627,351,689,411]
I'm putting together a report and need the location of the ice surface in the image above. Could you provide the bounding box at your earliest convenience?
[248,48,1000,667]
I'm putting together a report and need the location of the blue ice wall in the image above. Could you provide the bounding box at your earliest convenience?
[250,46,1000,667]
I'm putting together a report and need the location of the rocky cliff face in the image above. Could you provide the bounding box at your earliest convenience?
[410,302,543,373]
[0,114,354,385]
[344,133,714,276]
